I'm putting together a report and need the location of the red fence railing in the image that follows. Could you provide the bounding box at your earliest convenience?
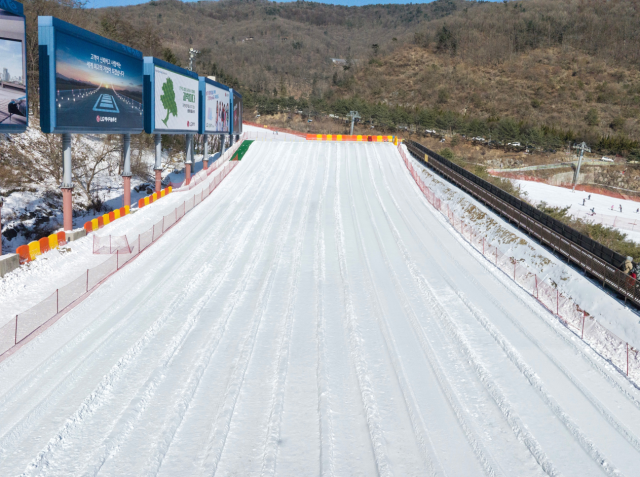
[0,159,239,359]
[397,144,640,383]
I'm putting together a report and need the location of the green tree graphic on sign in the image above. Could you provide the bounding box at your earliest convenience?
[160,77,178,126]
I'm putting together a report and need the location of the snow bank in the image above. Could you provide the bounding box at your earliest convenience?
[404,145,640,350]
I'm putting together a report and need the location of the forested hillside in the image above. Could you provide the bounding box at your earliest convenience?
[11,0,640,160]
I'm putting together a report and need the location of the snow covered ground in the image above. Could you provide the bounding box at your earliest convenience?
[1,141,640,475]
[0,126,222,253]
[513,179,640,242]
[409,149,640,352]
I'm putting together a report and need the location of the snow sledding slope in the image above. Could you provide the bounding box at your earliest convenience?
[0,141,640,476]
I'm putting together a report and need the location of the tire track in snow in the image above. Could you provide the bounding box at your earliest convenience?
[0,145,268,415]
[360,147,506,477]
[347,146,446,476]
[259,146,321,476]
[367,147,560,477]
[194,148,313,476]
[16,152,285,477]
[314,153,335,477]
[392,148,640,471]
[74,148,294,476]
[0,154,271,472]
[137,150,305,477]
[376,147,622,477]
[409,159,640,412]
[392,162,640,460]
[332,148,392,477]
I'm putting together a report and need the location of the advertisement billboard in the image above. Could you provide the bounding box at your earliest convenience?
[0,1,27,133]
[144,57,199,135]
[199,77,230,134]
[39,17,144,134]
[231,89,242,135]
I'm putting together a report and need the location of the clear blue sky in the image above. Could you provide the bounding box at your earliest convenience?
[88,0,502,9]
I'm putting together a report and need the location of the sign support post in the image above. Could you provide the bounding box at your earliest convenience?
[122,134,131,207]
[220,134,226,157]
[185,134,193,185]
[203,134,209,169]
[61,133,73,231]
[154,133,162,193]
[0,197,3,255]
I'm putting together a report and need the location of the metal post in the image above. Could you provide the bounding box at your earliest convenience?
[220,134,227,158]
[185,134,192,185]
[349,111,360,135]
[122,134,132,208]
[0,196,3,255]
[572,141,591,192]
[154,133,162,193]
[61,133,73,231]
[203,134,209,170]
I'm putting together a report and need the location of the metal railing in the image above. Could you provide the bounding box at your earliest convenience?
[404,140,640,308]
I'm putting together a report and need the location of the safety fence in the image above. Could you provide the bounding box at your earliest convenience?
[137,187,172,210]
[397,144,640,384]
[243,121,307,138]
[83,205,131,234]
[0,158,239,359]
[241,132,306,142]
[306,134,396,142]
[16,231,67,264]
[490,170,640,203]
[168,134,247,190]
[93,160,237,255]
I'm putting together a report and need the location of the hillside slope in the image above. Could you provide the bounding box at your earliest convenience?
[92,0,464,96]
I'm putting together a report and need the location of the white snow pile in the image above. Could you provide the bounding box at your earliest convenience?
[405,145,640,350]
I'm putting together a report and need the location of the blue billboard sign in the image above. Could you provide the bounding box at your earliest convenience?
[0,0,28,133]
[144,57,199,135]
[198,76,230,135]
[230,88,242,135]
[38,16,144,134]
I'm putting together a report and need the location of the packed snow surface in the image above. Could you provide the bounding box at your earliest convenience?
[514,179,640,243]
[1,142,640,476]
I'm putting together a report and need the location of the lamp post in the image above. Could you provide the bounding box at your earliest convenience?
[349,111,361,135]
[572,141,591,192]
[186,48,199,184]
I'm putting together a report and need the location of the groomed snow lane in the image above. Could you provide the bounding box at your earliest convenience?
[1,141,640,476]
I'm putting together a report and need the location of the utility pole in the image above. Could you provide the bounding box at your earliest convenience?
[348,111,361,135]
[572,141,591,192]
[186,48,199,181]
[188,48,199,72]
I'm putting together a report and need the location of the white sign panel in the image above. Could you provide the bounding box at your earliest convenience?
[154,65,198,132]
[205,82,230,134]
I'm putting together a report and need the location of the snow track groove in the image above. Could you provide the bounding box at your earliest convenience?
[0,141,639,476]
